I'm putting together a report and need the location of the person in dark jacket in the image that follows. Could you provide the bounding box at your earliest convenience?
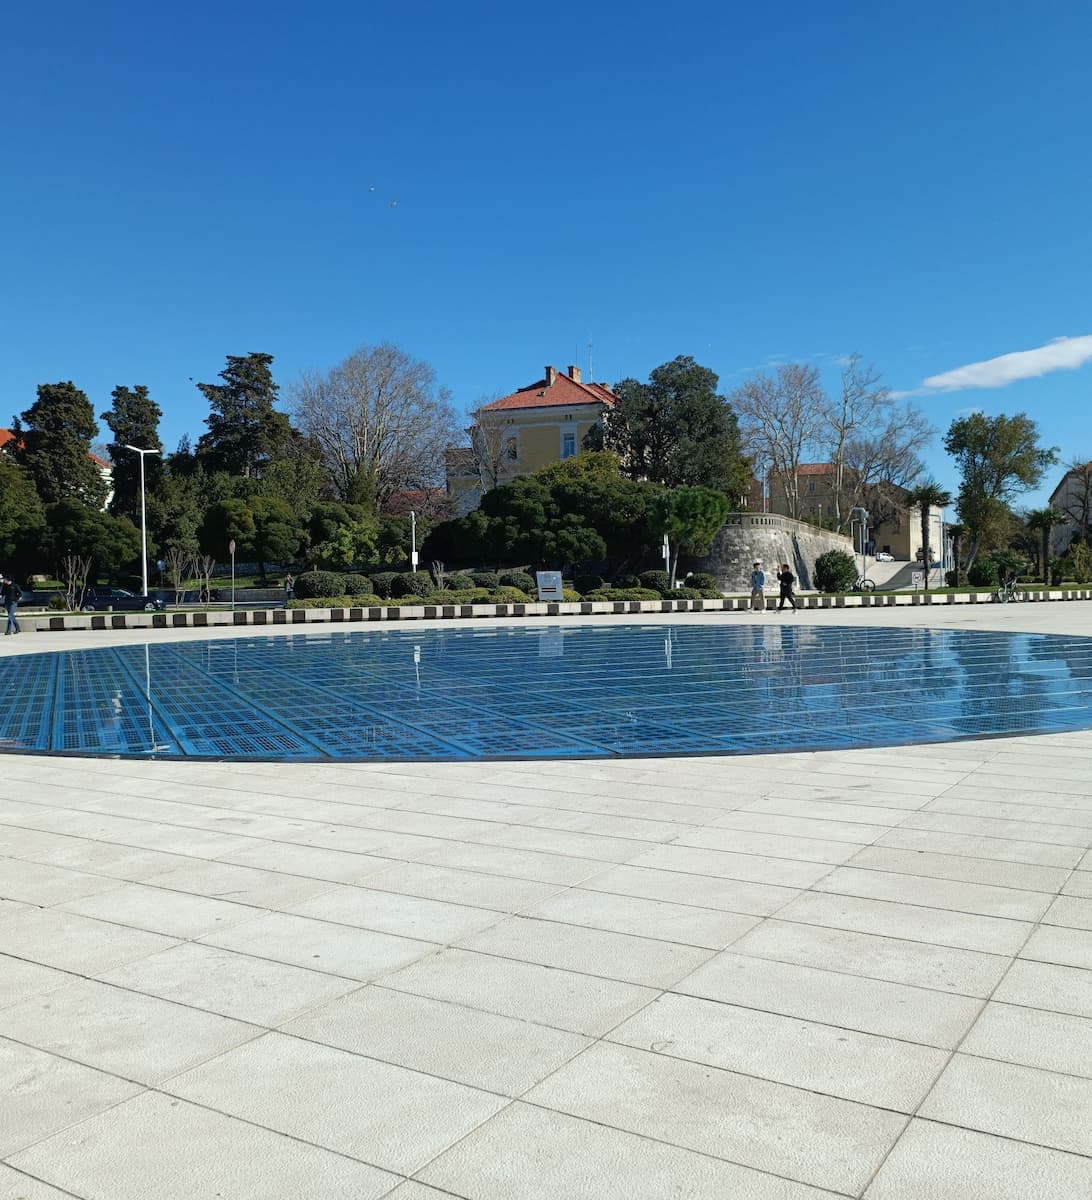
[2,574,21,634]
[776,563,797,612]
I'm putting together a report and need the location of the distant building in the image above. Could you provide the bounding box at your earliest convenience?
[1049,462,1092,554]
[445,365,616,514]
[766,462,943,561]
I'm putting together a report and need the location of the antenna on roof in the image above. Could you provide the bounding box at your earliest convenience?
[588,336,594,383]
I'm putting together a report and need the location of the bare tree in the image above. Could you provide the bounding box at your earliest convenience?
[61,555,92,611]
[467,395,511,493]
[164,548,190,606]
[731,364,827,520]
[823,356,932,529]
[193,555,216,605]
[290,343,461,509]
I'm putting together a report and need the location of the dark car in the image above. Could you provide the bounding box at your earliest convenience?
[81,588,166,613]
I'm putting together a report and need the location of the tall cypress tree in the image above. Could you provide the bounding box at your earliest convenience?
[14,381,108,507]
[196,352,291,478]
[101,385,164,520]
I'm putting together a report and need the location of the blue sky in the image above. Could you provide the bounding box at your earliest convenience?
[3,1,1089,508]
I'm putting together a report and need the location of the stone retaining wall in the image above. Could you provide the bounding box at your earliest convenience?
[692,513,858,592]
[19,588,1092,634]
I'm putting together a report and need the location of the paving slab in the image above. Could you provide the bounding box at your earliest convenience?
[164,1031,507,1175]
[7,1091,397,1199]
[864,1119,1092,1199]
[525,1040,907,1194]
[283,984,591,1096]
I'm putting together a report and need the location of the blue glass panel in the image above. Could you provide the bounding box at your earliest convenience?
[0,623,1091,761]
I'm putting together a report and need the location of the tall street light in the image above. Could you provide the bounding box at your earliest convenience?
[124,445,160,596]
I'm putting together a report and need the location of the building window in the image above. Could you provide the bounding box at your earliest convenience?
[505,436,518,462]
[562,432,576,459]
[808,481,816,493]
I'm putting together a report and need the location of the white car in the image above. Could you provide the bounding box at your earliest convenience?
[874,552,894,562]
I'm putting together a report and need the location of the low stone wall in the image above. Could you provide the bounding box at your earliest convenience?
[19,587,1092,634]
[692,513,858,592]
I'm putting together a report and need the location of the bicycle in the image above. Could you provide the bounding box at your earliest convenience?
[853,576,876,592]
[992,577,1028,604]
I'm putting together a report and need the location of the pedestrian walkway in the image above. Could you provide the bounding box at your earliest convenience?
[1,605,1090,1198]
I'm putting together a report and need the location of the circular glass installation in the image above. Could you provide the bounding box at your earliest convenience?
[1,623,1090,761]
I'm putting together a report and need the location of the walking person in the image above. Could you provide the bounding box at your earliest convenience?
[777,562,797,612]
[749,561,767,612]
[284,573,294,609]
[2,574,21,635]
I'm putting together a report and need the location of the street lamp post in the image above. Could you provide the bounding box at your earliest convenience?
[124,445,160,597]
[410,511,419,570]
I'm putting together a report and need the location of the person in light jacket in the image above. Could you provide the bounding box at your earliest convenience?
[749,562,766,612]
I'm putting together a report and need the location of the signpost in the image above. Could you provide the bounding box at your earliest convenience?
[535,571,563,601]
[410,511,419,570]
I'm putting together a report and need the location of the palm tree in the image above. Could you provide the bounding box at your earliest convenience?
[1025,507,1068,583]
[907,481,953,593]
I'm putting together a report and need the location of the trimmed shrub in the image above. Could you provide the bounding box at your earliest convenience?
[48,595,68,611]
[583,587,662,601]
[813,550,857,594]
[670,586,705,599]
[342,573,372,596]
[499,570,535,593]
[562,588,582,602]
[574,574,604,595]
[614,574,640,589]
[491,586,532,602]
[469,571,499,589]
[391,571,433,597]
[446,572,477,590]
[369,571,399,598]
[289,594,384,608]
[294,570,345,599]
[968,559,999,588]
[422,589,491,604]
[688,572,719,591]
[638,570,671,595]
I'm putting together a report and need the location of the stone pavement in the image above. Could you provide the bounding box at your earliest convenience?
[1,604,1091,1198]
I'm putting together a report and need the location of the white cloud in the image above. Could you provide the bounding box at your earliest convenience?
[914,335,1092,394]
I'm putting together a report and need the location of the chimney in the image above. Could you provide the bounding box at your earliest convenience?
[567,365,582,383]
[545,366,557,386]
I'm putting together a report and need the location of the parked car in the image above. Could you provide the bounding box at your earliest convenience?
[874,551,895,562]
[81,588,166,612]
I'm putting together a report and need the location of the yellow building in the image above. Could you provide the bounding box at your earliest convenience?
[446,365,616,513]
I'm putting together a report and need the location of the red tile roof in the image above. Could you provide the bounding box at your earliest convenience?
[481,368,615,413]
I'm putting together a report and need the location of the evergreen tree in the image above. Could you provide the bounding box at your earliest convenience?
[0,456,46,577]
[196,352,291,478]
[101,385,164,520]
[14,381,108,507]
[591,356,750,498]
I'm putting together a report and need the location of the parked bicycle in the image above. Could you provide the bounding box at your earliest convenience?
[992,576,1028,604]
[853,576,876,592]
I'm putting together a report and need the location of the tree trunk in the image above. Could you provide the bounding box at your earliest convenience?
[921,506,930,593]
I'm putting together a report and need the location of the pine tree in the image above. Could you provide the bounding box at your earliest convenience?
[101,385,164,520]
[14,381,108,507]
[196,353,291,478]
